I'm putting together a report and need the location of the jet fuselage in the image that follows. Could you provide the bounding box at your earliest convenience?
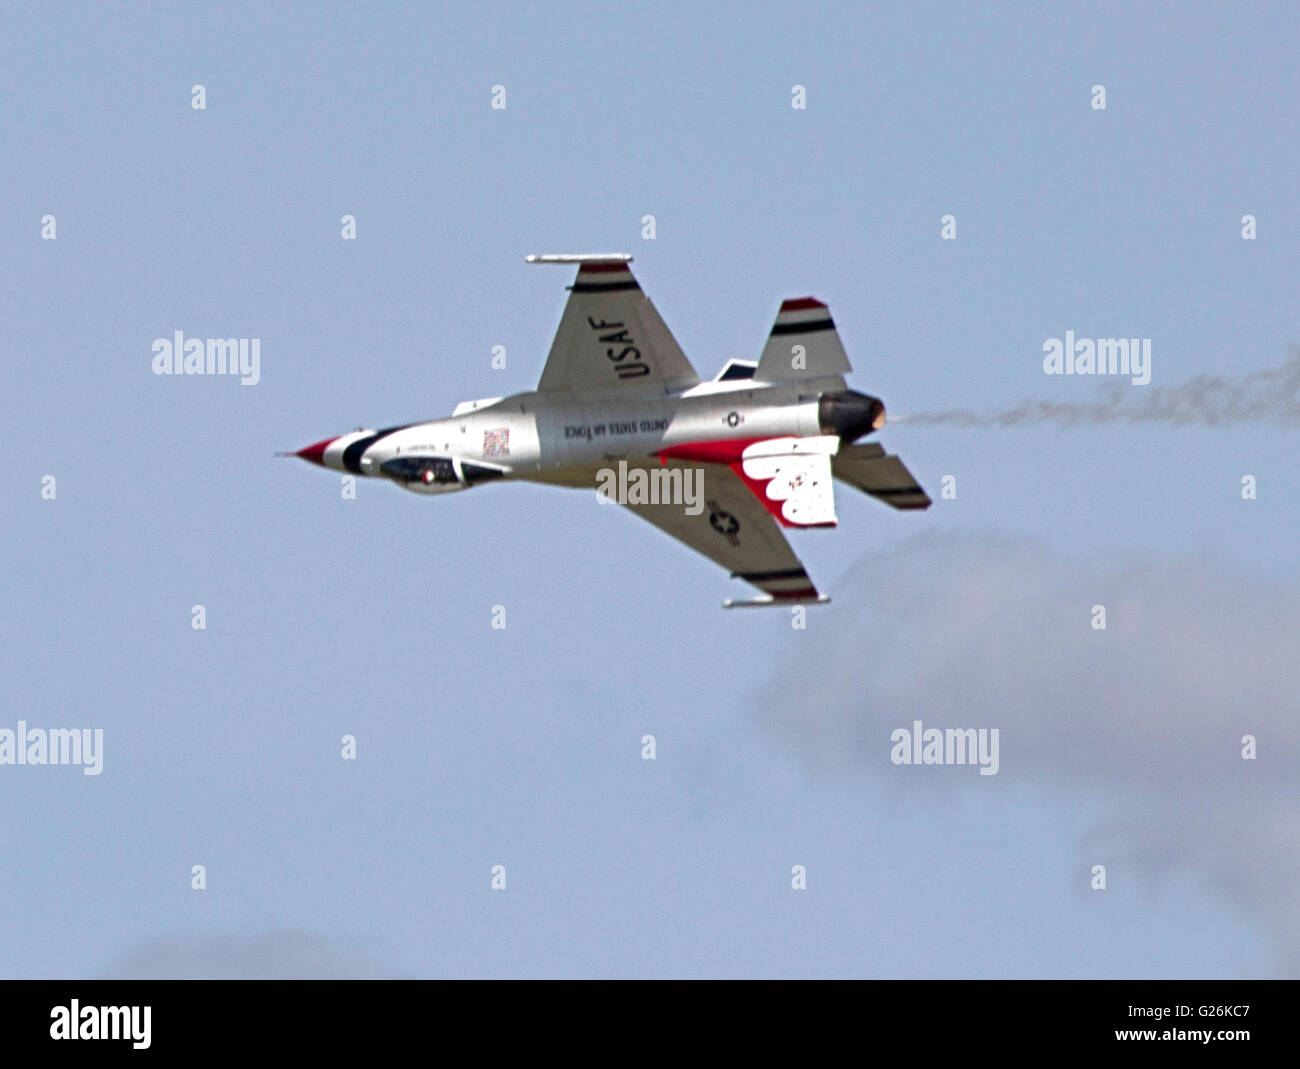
[300,375,883,495]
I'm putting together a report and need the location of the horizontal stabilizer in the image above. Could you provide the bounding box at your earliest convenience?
[832,443,931,510]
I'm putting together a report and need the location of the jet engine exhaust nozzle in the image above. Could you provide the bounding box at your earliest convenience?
[819,390,886,442]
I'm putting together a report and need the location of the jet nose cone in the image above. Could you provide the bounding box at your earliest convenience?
[295,436,337,466]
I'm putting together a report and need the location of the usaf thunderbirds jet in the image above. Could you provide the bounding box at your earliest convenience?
[293,255,929,606]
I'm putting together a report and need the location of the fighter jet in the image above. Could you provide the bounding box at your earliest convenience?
[292,255,929,606]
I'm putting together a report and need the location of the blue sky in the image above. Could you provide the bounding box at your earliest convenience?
[1,1,1296,977]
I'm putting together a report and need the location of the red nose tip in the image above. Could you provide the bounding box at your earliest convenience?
[295,437,337,466]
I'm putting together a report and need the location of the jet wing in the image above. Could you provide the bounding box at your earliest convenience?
[615,460,827,607]
[832,442,932,510]
[528,254,701,397]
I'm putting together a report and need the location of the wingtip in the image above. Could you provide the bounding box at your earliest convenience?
[722,594,831,609]
[526,253,634,265]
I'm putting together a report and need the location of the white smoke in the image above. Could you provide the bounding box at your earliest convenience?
[754,535,1300,976]
[895,348,1300,427]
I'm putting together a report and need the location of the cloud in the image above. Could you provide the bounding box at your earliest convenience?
[97,931,411,979]
[754,534,1300,976]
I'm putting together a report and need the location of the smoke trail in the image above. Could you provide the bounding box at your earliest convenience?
[894,348,1300,427]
